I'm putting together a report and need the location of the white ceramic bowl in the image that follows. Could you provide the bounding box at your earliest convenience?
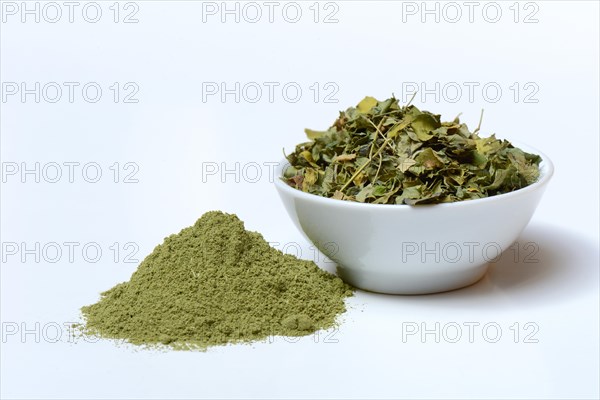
[274,143,553,294]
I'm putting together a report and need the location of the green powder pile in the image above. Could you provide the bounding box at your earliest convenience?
[81,211,353,349]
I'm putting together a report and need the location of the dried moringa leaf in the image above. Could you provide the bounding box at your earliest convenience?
[410,113,440,141]
[283,95,542,205]
[304,128,329,140]
[334,153,357,162]
[356,96,379,113]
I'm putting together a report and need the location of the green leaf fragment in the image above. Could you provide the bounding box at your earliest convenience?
[305,128,329,140]
[356,96,379,113]
[410,113,440,141]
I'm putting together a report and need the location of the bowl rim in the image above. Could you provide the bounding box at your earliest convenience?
[274,140,554,209]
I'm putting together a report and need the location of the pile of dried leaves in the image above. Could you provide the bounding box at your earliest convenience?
[283,96,541,205]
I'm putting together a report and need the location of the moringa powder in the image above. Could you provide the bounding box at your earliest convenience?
[80,211,353,349]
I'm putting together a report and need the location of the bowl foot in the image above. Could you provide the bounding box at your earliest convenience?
[337,263,489,295]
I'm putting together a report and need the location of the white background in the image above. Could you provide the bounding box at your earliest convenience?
[1,1,599,399]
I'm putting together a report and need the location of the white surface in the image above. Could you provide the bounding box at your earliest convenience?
[1,1,598,399]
